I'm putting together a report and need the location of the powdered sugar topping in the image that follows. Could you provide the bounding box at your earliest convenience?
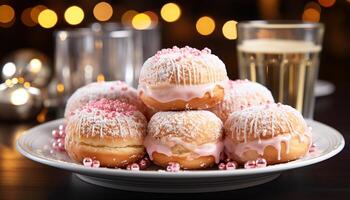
[225,103,309,143]
[65,81,147,118]
[139,46,227,86]
[67,98,147,138]
[210,79,275,121]
[148,110,223,143]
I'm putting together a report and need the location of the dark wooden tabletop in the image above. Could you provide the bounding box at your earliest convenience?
[1,82,349,200]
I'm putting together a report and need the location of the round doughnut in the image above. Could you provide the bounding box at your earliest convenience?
[138,46,228,111]
[145,110,224,169]
[209,79,274,122]
[65,98,147,168]
[64,81,152,119]
[224,103,312,165]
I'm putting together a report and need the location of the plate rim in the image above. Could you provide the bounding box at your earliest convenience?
[16,118,345,178]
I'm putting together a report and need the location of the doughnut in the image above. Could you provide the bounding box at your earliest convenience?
[138,46,228,111]
[224,103,312,165]
[145,110,224,169]
[209,79,274,122]
[64,81,152,119]
[65,98,147,168]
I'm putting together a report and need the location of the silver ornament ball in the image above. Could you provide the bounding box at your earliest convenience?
[0,81,43,120]
[0,49,51,88]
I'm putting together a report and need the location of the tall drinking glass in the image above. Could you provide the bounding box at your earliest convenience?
[237,21,324,118]
[54,28,134,111]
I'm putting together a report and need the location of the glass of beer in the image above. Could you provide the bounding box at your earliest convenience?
[237,21,324,118]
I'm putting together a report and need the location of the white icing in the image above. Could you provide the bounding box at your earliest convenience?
[138,80,226,103]
[144,136,223,163]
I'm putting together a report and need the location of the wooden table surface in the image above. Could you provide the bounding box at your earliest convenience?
[1,82,349,200]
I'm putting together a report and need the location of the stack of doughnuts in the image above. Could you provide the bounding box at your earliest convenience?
[139,46,227,169]
[63,46,312,170]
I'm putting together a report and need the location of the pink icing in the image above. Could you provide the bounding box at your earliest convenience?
[144,136,223,163]
[138,81,226,104]
[224,131,312,161]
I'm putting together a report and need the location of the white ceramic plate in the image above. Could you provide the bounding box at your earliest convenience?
[16,119,344,193]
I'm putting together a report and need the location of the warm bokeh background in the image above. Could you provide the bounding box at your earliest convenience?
[0,0,349,83]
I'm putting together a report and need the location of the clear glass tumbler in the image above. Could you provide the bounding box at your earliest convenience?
[237,21,324,118]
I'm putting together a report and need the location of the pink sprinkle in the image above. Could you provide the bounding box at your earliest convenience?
[265,104,270,109]
[166,162,180,172]
[226,162,237,170]
[52,129,59,139]
[52,141,58,149]
[83,157,93,167]
[218,163,226,170]
[244,160,257,169]
[56,138,64,143]
[240,105,245,110]
[127,163,140,171]
[92,160,100,168]
[58,124,65,131]
[139,157,150,170]
[255,158,267,168]
[58,130,65,138]
[57,142,65,151]
[110,86,115,90]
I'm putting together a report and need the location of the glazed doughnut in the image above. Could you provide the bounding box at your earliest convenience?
[145,110,224,169]
[64,81,152,119]
[224,103,312,165]
[209,79,274,122]
[138,46,228,111]
[65,98,147,168]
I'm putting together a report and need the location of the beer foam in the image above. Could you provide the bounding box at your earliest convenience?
[238,39,321,53]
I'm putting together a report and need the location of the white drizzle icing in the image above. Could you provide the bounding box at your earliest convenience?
[209,79,275,122]
[138,46,228,87]
[66,99,147,138]
[224,103,312,160]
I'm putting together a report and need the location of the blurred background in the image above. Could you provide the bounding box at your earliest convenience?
[0,0,349,122]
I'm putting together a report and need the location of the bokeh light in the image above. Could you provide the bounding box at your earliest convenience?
[2,62,16,77]
[30,5,47,24]
[28,58,42,73]
[38,9,58,28]
[222,20,238,40]
[161,3,181,22]
[56,83,65,93]
[93,2,113,21]
[21,7,36,27]
[0,5,15,23]
[318,0,336,7]
[144,11,158,26]
[97,74,105,82]
[302,2,321,22]
[10,88,29,106]
[196,16,215,36]
[132,13,152,30]
[121,10,138,26]
[64,6,84,25]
